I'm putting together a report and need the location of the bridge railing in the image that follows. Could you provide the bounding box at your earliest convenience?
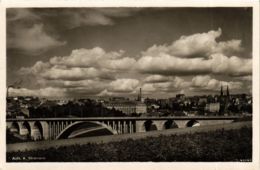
[6,115,244,122]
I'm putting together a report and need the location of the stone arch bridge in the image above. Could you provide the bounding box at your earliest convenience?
[6,116,240,140]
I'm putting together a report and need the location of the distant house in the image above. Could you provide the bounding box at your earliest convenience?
[104,101,147,115]
[205,103,220,113]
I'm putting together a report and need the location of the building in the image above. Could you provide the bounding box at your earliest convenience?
[219,85,231,114]
[104,101,147,115]
[205,103,220,113]
[136,102,147,114]
[104,101,136,115]
[104,88,147,115]
[137,88,145,102]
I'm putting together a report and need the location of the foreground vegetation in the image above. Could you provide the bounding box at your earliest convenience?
[7,126,252,162]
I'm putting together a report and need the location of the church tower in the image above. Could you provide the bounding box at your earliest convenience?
[220,85,223,96]
[219,85,225,115]
[224,85,230,115]
[137,88,142,102]
[226,85,230,98]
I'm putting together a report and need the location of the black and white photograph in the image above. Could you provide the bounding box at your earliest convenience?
[2,1,259,168]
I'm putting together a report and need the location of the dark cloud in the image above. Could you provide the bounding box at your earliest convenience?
[7,23,66,55]
[7,8,140,55]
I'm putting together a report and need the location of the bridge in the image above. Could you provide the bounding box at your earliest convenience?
[6,116,241,141]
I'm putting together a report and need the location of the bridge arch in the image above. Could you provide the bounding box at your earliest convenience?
[20,121,31,136]
[31,121,43,140]
[186,120,201,127]
[10,122,20,133]
[143,120,158,131]
[163,120,178,129]
[56,121,117,139]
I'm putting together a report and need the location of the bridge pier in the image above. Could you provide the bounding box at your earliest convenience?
[112,121,114,130]
[118,121,121,134]
[28,121,35,139]
[129,121,133,133]
[107,121,110,128]
[174,120,189,128]
[40,121,49,140]
[153,120,167,130]
[19,122,30,136]
[135,120,146,132]
[10,122,21,133]
[123,121,126,133]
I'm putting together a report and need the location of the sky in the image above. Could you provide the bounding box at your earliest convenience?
[6,7,252,99]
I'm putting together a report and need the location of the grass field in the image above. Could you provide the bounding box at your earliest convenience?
[7,125,252,162]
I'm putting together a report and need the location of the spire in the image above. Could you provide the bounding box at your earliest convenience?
[226,85,230,97]
[137,88,142,101]
[220,85,223,96]
[140,88,142,100]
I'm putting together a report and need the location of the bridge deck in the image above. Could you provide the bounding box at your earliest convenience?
[6,116,243,121]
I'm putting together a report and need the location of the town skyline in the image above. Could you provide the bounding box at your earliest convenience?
[7,8,252,99]
[7,85,251,100]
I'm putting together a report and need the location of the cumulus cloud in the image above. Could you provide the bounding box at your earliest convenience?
[191,75,243,90]
[20,63,114,81]
[102,57,136,70]
[108,78,140,92]
[50,47,136,70]
[210,54,251,76]
[136,54,207,75]
[142,76,190,93]
[141,75,245,95]
[43,67,114,81]
[36,79,105,89]
[12,26,251,97]
[19,61,50,75]
[144,75,171,83]
[235,75,252,81]
[135,28,251,96]
[19,47,136,81]
[141,83,157,92]
[138,29,251,77]
[142,28,243,58]
[97,89,115,97]
[9,85,106,97]
[191,75,212,87]
[16,46,140,97]
[136,53,251,76]
[9,87,67,97]
[8,24,66,54]
[169,28,222,57]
